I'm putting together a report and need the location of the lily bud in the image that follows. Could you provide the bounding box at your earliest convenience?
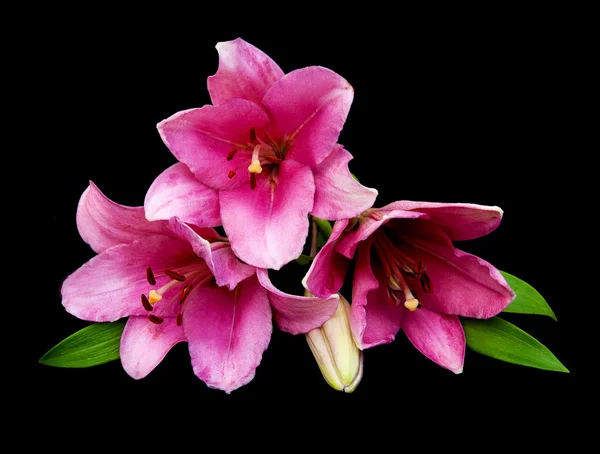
[305,294,363,393]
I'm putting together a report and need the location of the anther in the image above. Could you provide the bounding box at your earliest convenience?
[149,290,163,304]
[402,264,419,280]
[228,170,236,178]
[163,269,186,282]
[264,156,283,164]
[420,273,434,293]
[146,267,156,285]
[250,173,257,189]
[180,284,192,304]
[148,314,164,324]
[176,313,183,326]
[227,148,237,161]
[141,294,153,312]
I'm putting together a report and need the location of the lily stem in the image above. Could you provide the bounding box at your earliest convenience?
[309,217,319,257]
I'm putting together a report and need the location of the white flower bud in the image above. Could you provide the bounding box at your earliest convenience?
[305,294,363,393]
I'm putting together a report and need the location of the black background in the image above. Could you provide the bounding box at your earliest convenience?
[24,8,589,429]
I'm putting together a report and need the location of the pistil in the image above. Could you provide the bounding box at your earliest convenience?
[373,231,433,311]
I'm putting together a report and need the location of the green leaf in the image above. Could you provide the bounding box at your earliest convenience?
[501,271,557,320]
[351,173,359,182]
[462,317,568,372]
[317,231,327,248]
[313,217,333,241]
[39,321,126,368]
[296,254,314,265]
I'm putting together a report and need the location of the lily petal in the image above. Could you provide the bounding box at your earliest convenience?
[262,66,354,168]
[303,219,351,298]
[207,38,285,106]
[335,208,425,260]
[144,163,220,227]
[167,217,215,268]
[62,235,195,322]
[183,275,272,393]
[350,239,404,349]
[402,309,465,374]
[311,145,378,220]
[168,218,255,290]
[383,201,504,241]
[256,269,339,334]
[388,219,515,318]
[157,100,269,190]
[120,315,185,379]
[219,160,315,270]
[211,246,257,291]
[77,182,168,254]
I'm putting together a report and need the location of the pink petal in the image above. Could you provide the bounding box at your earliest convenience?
[335,208,425,259]
[211,246,257,290]
[157,100,270,190]
[389,219,515,318]
[207,38,285,106]
[77,182,168,253]
[311,145,378,220]
[256,269,339,334]
[183,276,272,393]
[402,309,465,374]
[383,200,504,241]
[144,163,220,227]
[219,160,315,270]
[120,315,185,379]
[303,219,351,298]
[350,239,404,349]
[62,235,195,322]
[262,67,354,168]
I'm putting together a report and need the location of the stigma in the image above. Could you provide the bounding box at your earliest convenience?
[141,265,213,327]
[373,229,434,311]
[226,127,290,190]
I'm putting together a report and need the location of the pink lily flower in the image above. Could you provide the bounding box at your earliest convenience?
[150,38,377,270]
[304,201,516,373]
[62,182,339,393]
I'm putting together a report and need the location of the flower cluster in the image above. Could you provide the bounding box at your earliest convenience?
[51,38,527,393]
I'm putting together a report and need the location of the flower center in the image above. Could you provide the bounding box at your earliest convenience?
[226,127,291,189]
[140,263,214,325]
[372,229,434,311]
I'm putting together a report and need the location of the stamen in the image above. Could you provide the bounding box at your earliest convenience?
[420,273,434,293]
[149,290,163,304]
[404,298,420,312]
[141,294,153,312]
[164,269,186,282]
[264,156,283,164]
[176,313,183,326]
[402,264,419,280]
[250,173,257,189]
[228,170,236,179]
[180,284,192,304]
[227,148,237,161]
[146,267,156,285]
[388,275,403,291]
[250,127,257,142]
[148,314,164,324]
[264,132,282,157]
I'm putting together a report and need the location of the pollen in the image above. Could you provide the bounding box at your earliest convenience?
[404,298,420,312]
[248,159,263,174]
[149,290,163,304]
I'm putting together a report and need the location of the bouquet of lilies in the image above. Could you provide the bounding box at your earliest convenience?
[40,38,567,393]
